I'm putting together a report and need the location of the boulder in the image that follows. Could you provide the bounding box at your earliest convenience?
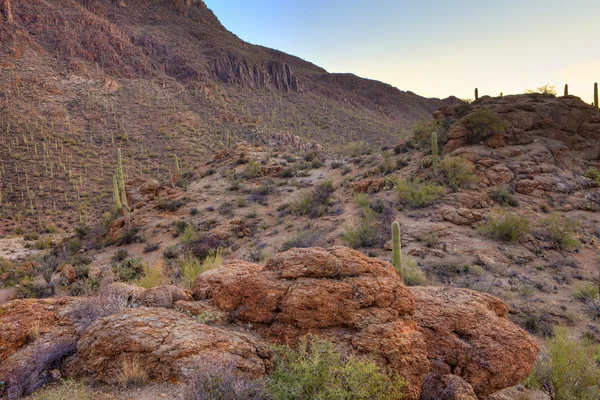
[68,307,272,383]
[193,247,429,400]
[421,373,478,400]
[0,298,77,362]
[60,264,76,284]
[411,286,538,397]
[106,282,193,308]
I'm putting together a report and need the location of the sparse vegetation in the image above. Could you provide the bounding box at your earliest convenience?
[540,214,580,251]
[480,209,529,242]
[584,167,600,184]
[117,356,148,388]
[137,260,167,288]
[489,186,519,207]
[112,258,145,282]
[396,178,446,208]
[441,156,475,188]
[462,108,506,145]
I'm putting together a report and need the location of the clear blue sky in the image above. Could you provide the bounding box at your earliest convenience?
[204,0,599,102]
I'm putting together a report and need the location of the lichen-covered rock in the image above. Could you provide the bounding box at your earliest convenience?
[68,307,272,383]
[411,286,539,397]
[193,247,429,400]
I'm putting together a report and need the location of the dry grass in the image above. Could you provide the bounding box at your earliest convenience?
[117,356,148,388]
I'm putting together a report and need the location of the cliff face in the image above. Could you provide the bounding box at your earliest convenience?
[210,57,301,92]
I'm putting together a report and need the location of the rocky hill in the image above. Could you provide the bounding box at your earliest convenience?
[1,92,599,399]
[0,0,455,232]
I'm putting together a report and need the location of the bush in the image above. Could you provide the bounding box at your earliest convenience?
[540,214,580,250]
[185,362,270,400]
[411,120,439,147]
[115,227,140,246]
[462,108,506,145]
[282,230,327,251]
[186,235,226,261]
[489,186,519,207]
[28,380,92,400]
[573,283,598,303]
[137,260,167,289]
[34,236,53,250]
[157,198,187,212]
[245,161,262,178]
[267,335,407,400]
[525,326,600,399]
[218,201,234,216]
[181,225,198,244]
[344,141,373,157]
[111,249,129,263]
[112,258,145,282]
[117,357,148,388]
[290,182,335,218]
[525,83,557,95]
[441,156,475,188]
[480,209,529,242]
[584,167,600,184]
[344,208,384,249]
[396,179,446,208]
[402,255,428,286]
[143,243,160,253]
[179,250,223,289]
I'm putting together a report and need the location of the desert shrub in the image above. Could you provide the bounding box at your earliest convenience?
[282,229,327,251]
[396,179,446,208]
[68,278,100,297]
[157,198,187,212]
[480,209,529,242]
[245,161,262,178]
[143,243,160,253]
[28,380,92,400]
[462,108,506,145]
[525,83,557,95]
[5,339,77,399]
[411,120,438,147]
[137,261,167,289]
[218,201,234,216]
[111,249,129,263]
[489,186,519,207]
[185,362,270,400]
[14,276,47,299]
[353,193,370,209]
[66,238,81,254]
[417,232,440,248]
[344,208,383,249]
[75,225,91,239]
[163,245,179,260]
[181,225,199,244]
[115,227,140,246]
[186,235,226,261]
[540,214,580,251]
[38,255,58,295]
[291,182,335,218]
[173,220,188,234]
[330,160,344,169]
[573,283,599,303]
[112,258,145,282]
[34,236,53,250]
[441,156,475,188]
[118,356,148,388]
[280,168,295,178]
[344,141,373,157]
[267,335,407,400]
[402,256,428,286]
[525,326,600,399]
[24,232,39,241]
[179,250,222,289]
[196,310,224,325]
[67,287,133,334]
[584,167,600,184]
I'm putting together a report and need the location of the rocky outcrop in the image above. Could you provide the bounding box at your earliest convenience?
[125,178,180,205]
[210,57,301,92]
[0,298,77,362]
[68,307,272,383]
[106,282,193,308]
[411,286,539,397]
[194,247,430,399]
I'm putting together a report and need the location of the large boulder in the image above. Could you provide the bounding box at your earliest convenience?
[411,286,539,397]
[193,247,429,400]
[68,307,272,383]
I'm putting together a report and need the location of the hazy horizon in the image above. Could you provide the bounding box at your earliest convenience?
[204,0,599,103]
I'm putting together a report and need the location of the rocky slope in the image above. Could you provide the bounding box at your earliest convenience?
[0,0,455,231]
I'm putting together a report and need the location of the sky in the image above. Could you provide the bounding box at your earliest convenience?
[203,0,599,102]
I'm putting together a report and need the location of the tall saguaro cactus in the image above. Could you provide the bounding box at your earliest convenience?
[113,175,122,210]
[564,84,568,96]
[392,221,403,279]
[474,88,479,101]
[115,148,129,212]
[1,0,14,22]
[595,83,599,117]
[431,132,438,173]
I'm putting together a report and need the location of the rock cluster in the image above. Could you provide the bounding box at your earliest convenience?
[0,247,538,399]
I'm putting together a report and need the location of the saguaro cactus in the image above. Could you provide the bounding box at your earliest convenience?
[475,88,479,101]
[564,84,569,96]
[595,83,599,117]
[2,0,14,22]
[431,131,438,173]
[392,221,403,279]
[116,148,129,211]
[113,175,122,209]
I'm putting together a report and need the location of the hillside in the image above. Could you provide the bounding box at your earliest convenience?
[2,92,599,399]
[0,0,455,233]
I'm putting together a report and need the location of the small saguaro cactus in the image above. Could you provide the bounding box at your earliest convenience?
[475,88,479,101]
[113,175,122,209]
[595,83,599,117]
[564,84,569,96]
[114,148,129,213]
[392,221,403,279]
[431,131,438,173]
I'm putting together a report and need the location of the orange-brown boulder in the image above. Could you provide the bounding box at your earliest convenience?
[60,264,76,284]
[193,247,429,400]
[68,307,272,383]
[411,286,538,397]
[0,298,77,362]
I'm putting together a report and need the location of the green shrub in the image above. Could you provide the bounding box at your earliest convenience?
[137,261,167,289]
[396,179,446,208]
[282,230,326,251]
[34,235,53,250]
[540,214,580,250]
[112,258,145,282]
[462,108,506,145]
[343,208,382,249]
[267,335,407,400]
[344,141,373,157]
[291,182,335,218]
[115,227,140,246]
[525,326,600,399]
[584,167,600,184]
[480,209,529,242]
[353,193,370,209]
[181,225,198,244]
[402,255,428,286]
[196,310,224,325]
[245,161,262,178]
[179,250,223,289]
[573,283,598,303]
[411,120,439,147]
[111,249,129,263]
[441,156,475,188]
[489,186,519,207]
